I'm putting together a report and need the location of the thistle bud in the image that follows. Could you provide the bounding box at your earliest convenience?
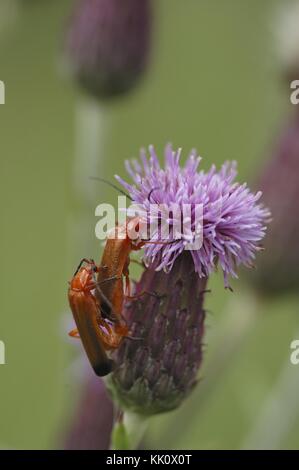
[249,111,299,293]
[107,145,269,415]
[108,254,207,415]
[64,0,152,99]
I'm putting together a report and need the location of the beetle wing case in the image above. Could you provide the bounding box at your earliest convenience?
[68,288,114,377]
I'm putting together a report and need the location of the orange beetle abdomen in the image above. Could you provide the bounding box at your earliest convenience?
[68,287,115,376]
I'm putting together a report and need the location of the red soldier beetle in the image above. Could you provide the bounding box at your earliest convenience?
[91,177,173,315]
[68,258,128,376]
[96,215,172,319]
[68,182,173,375]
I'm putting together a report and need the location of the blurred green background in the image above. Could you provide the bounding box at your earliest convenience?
[1,0,298,449]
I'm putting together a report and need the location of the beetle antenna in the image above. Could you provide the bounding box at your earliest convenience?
[73,258,95,276]
[89,176,133,201]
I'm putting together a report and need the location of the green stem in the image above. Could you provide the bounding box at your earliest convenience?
[67,96,107,269]
[111,412,149,450]
[0,0,19,37]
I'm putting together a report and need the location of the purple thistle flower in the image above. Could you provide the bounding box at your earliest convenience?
[64,0,152,99]
[105,145,270,415]
[116,144,270,288]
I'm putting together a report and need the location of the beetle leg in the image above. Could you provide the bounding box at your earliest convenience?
[88,275,122,291]
[125,290,166,301]
[84,275,122,294]
[95,282,121,323]
[125,334,142,341]
[69,328,80,338]
[123,262,131,297]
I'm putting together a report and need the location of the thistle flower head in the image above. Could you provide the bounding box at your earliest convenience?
[116,145,270,288]
[65,0,152,99]
[105,146,271,416]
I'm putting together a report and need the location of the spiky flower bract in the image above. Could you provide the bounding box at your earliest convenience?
[108,254,206,415]
[116,145,270,288]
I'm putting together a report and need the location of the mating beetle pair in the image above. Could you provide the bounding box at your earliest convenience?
[68,216,159,377]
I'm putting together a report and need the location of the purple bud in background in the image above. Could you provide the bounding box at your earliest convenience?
[64,372,114,450]
[64,0,152,99]
[249,111,299,294]
[247,3,299,294]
